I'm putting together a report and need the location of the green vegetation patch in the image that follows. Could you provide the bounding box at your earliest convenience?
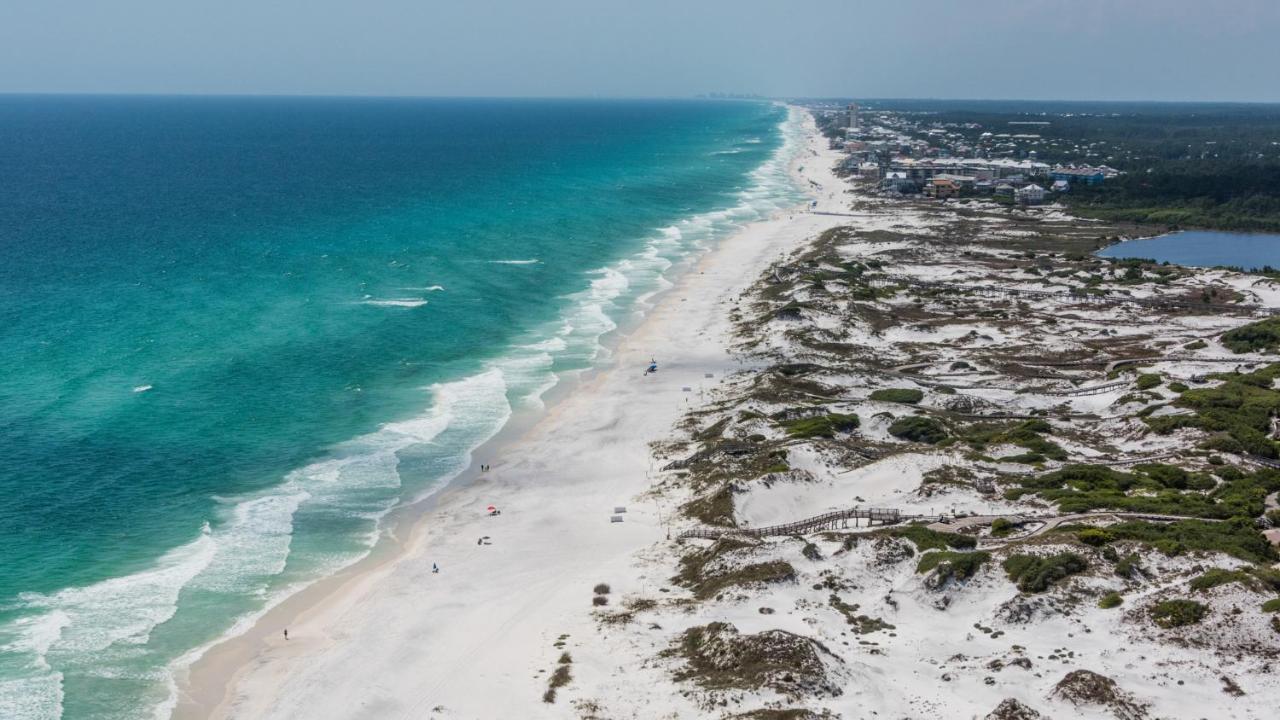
[682,484,737,527]
[829,594,896,634]
[888,415,948,444]
[779,412,859,439]
[869,388,924,404]
[685,560,797,600]
[1145,364,1280,458]
[1076,528,1115,546]
[916,550,991,584]
[1002,552,1089,593]
[1008,462,1276,520]
[1135,373,1162,390]
[1150,599,1208,628]
[1108,518,1276,564]
[1189,568,1255,592]
[990,518,1015,538]
[1099,592,1124,609]
[958,419,1067,462]
[888,524,977,551]
[1222,317,1280,354]
[671,622,837,695]
[1262,598,1280,613]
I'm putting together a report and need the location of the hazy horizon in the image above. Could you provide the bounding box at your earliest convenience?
[2,0,1278,102]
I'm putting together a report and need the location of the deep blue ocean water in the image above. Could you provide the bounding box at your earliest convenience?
[1097,230,1280,269]
[0,96,806,718]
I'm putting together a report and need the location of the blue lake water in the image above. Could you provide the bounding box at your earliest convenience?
[0,96,806,719]
[1096,230,1280,269]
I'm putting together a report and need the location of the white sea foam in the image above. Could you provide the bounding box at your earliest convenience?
[401,285,445,292]
[487,259,542,265]
[132,385,153,393]
[360,299,429,308]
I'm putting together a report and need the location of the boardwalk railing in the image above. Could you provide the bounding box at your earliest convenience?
[678,506,907,540]
[1039,379,1130,397]
[874,277,1273,316]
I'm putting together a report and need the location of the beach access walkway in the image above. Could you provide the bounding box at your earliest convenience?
[678,505,1217,543]
[876,277,1277,316]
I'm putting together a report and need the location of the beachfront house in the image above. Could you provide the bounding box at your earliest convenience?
[926,178,961,199]
[882,171,916,193]
[1051,167,1107,185]
[1015,183,1047,205]
[1051,179,1070,193]
[994,183,1015,199]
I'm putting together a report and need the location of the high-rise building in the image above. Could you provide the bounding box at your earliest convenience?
[847,103,859,130]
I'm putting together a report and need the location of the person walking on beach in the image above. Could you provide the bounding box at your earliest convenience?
[432,562,439,574]
[283,628,288,641]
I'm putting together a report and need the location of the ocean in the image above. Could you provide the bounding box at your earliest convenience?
[0,96,806,719]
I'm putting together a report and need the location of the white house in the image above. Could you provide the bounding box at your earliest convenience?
[1015,183,1047,205]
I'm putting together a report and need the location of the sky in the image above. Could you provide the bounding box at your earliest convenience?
[1,0,1278,102]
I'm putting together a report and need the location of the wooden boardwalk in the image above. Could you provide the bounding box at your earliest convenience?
[679,505,1217,543]
[878,277,1273,316]
[678,506,907,540]
[1037,379,1130,397]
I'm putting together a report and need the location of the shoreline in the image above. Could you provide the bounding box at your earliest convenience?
[173,107,852,719]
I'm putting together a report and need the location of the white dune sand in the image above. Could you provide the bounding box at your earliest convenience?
[174,111,853,719]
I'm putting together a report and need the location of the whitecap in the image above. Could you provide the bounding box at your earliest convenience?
[487,259,541,265]
[360,299,428,308]
[133,385,153,393]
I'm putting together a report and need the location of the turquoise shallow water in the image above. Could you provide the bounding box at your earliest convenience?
[0,97,806,718]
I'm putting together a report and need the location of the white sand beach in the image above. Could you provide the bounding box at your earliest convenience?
[174,110,852,719]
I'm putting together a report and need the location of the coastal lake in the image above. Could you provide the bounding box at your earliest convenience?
[1097,230,1280,269]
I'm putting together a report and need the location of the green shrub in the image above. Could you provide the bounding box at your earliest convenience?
[958,420,1066,461]
[780,413,860,439]
[549,664,572,688]
[1168,382,1189,393]
[686,561,797,600]
[1262,598,1280,613]
[1013,460,1280,520]
[1144,364,1280,458]
[1114,553,1143,579]
[990,518,1014,538]
[1002,552,1089,593]
[1266,509,1280,526]
[1184,339,1208,350]
[1108,518,1277,564]
[1150,599,1208,628]
[1076,528,1115,546]
[889,524,977,551]
[1221,317,1280,353]
[1189,568,1253,592]
[1135,373,1162,390]
[888,416,948,444]
[916,551,991,582]
[870,388,924,404]
[1099,592,1124,609]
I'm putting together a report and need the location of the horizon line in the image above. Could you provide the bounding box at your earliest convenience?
[0,91,1278,106]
